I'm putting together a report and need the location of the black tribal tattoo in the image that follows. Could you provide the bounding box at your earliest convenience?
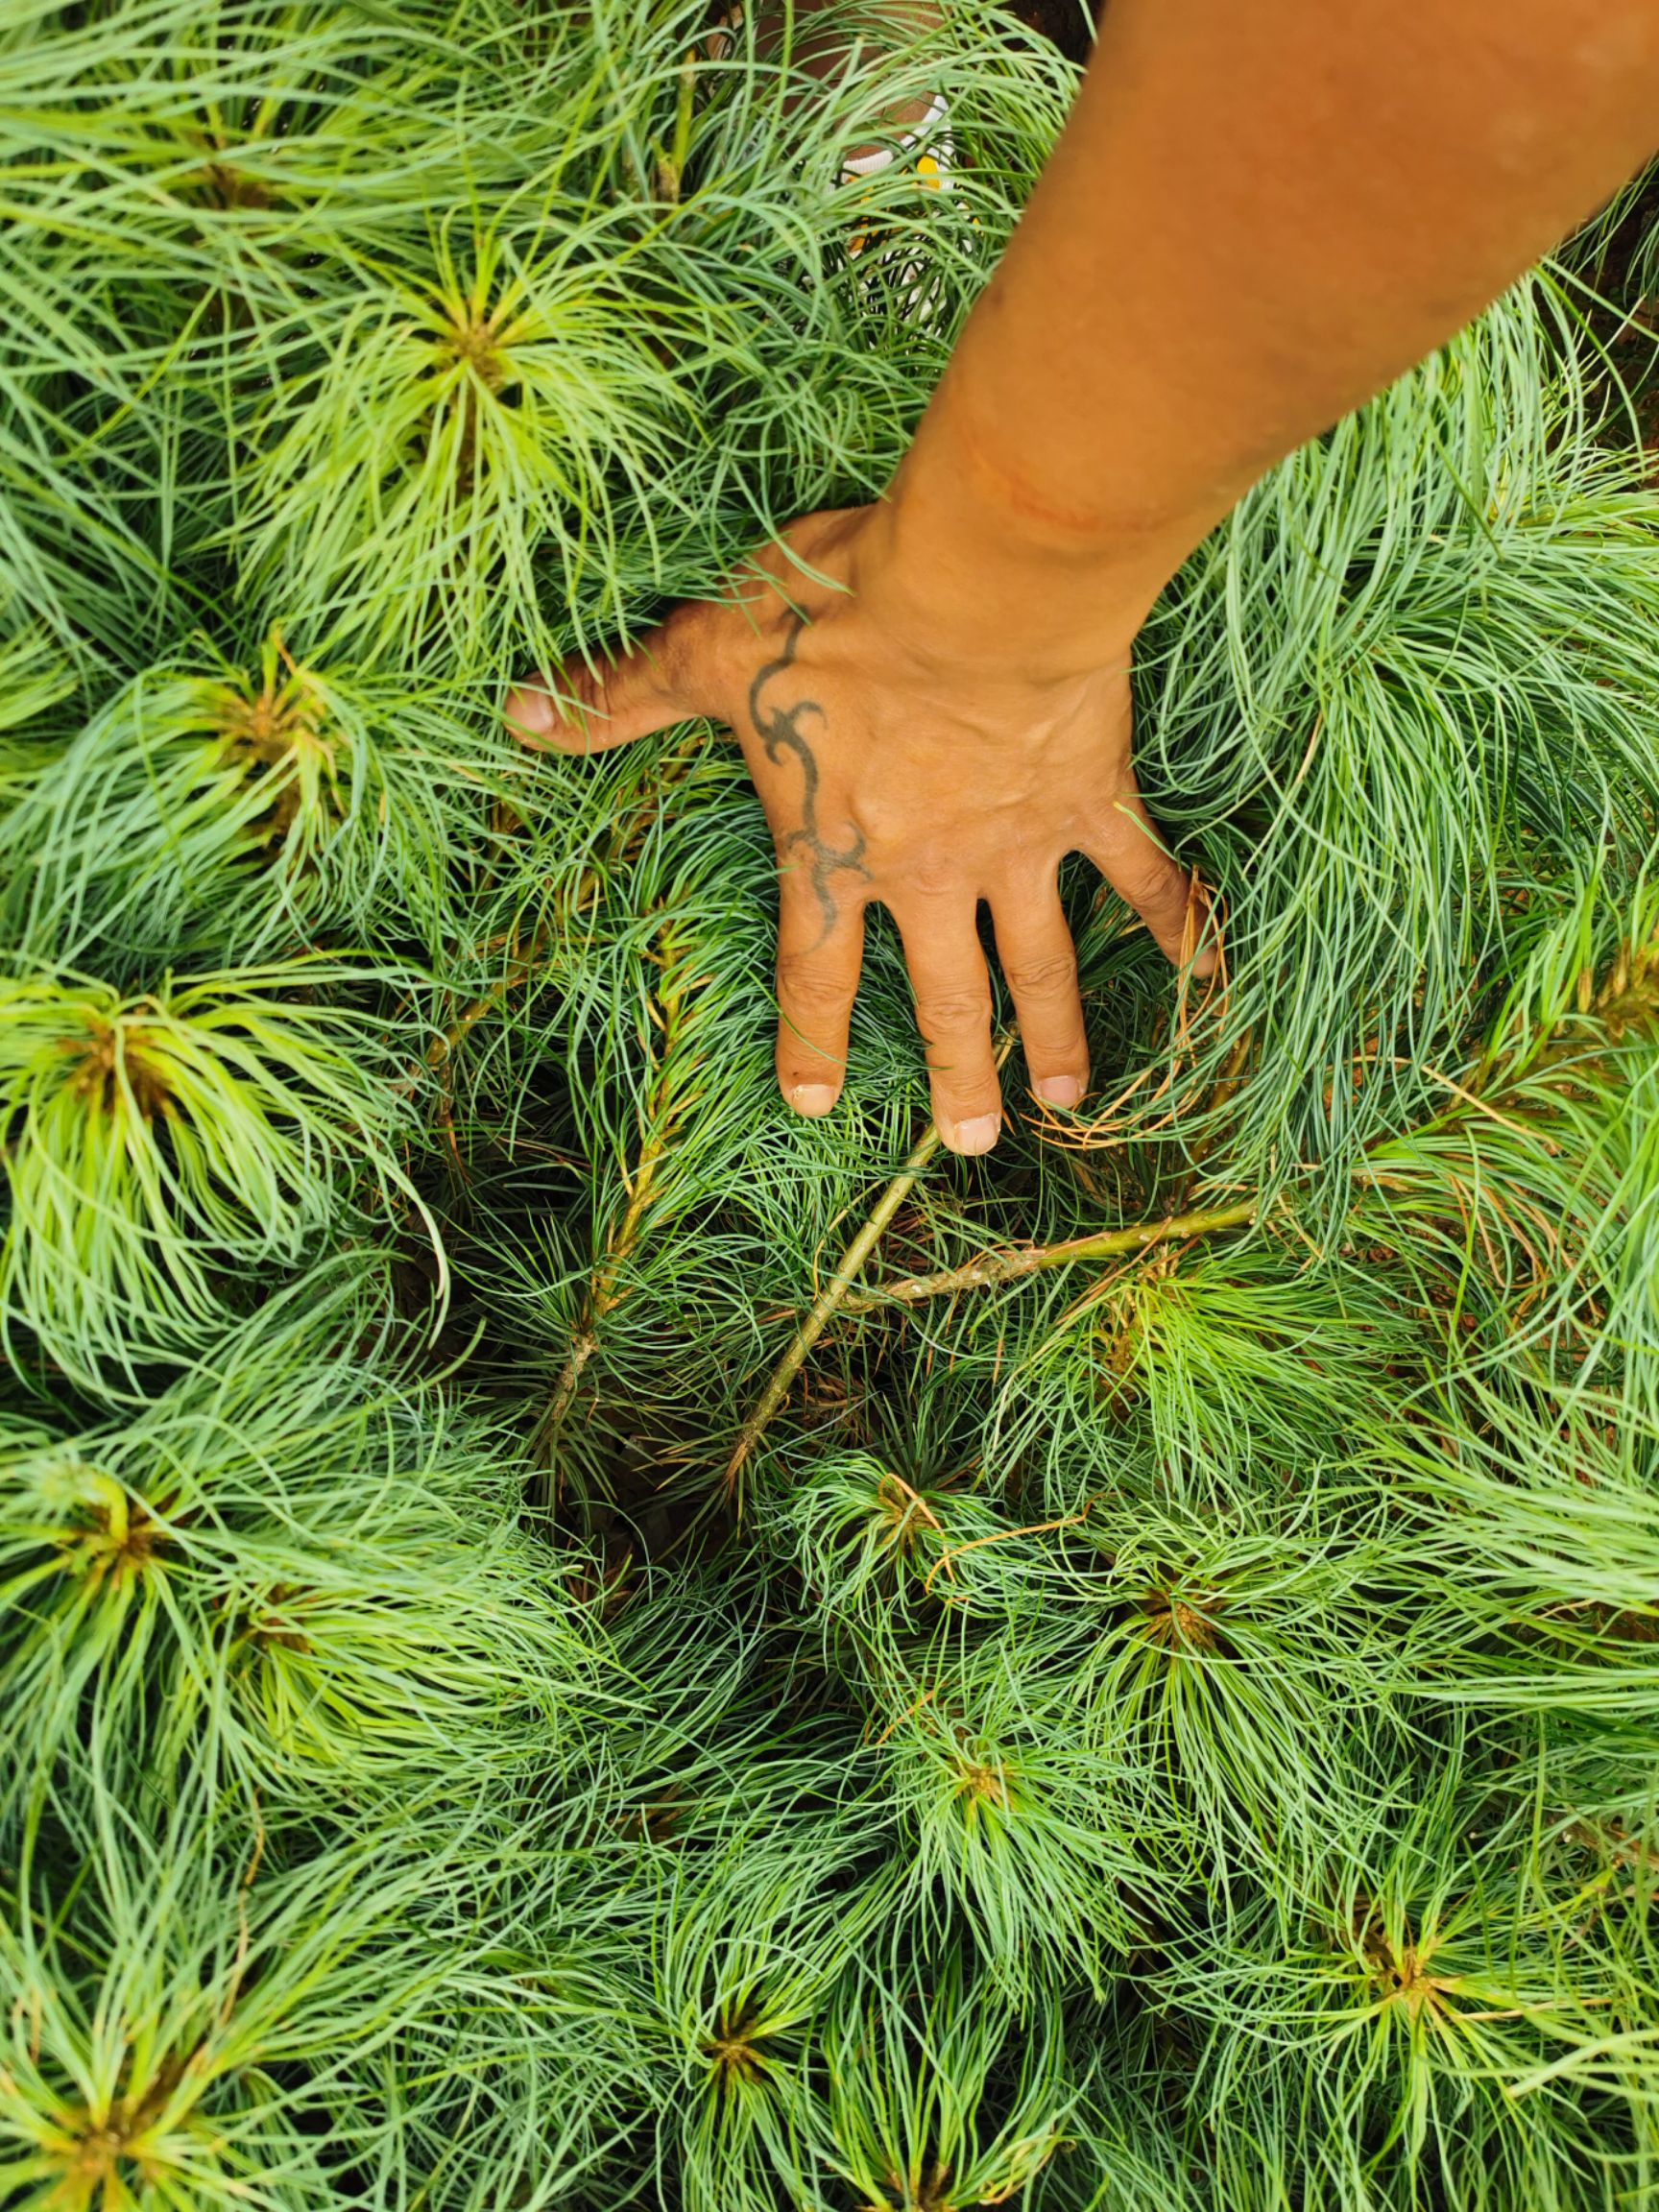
[747,614,871,943]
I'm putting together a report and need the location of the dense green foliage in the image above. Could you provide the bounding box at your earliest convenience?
[3,2,1659,2205]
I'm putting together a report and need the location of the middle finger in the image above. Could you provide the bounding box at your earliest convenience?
[894,900,1002,1155]
[990,876,1091,1110]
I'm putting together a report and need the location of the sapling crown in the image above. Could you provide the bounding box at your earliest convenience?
[815,1949,1075,2212]
[0,964,436,1387]
[2,635,533,962]
[238,222,701,671]
[1169,1768,1649,2204]
[0,1265,607,1830]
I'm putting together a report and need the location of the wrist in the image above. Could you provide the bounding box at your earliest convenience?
[849,474,1154,690]
[859,371,1211,681]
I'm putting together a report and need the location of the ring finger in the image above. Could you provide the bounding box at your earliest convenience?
[991,877,1091,1110]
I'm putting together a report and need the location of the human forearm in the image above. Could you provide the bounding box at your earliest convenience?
[874,0,1659,673]
[511,0,1659,1154]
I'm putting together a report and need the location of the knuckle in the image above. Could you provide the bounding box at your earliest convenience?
[574,658,631,724]
[1003,950,1078,1001]
[1119,858,1187,920]
[905,854,959,902]
[777,950,853,1014]
[553,660,600,716]
[915,985,993,1033]
[661,602,716,687]
[932,1076,1002,1118]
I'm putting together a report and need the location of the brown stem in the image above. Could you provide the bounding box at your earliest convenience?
[722,1118,944,1507]
[543,1331,598,1440]
[726,922,1653,1489]
[722,1037,1020,1502]
[427,934,547,1070]
[842,1196,1262,1312]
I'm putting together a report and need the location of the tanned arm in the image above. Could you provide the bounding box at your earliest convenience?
[509,0,1659,1154]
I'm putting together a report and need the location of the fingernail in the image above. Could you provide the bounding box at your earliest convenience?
[948,1114,1000,1155]
[1034,1075,1084,1109]
[503,684,553,747]
[788,1084,841,1118]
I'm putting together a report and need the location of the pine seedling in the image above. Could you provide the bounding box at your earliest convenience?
[0,1413,182,1818]
[1168,1762,1651,2211]
[0,1790,514,2212]
[767,1450,1018,1648]
[0,1263,601,1822]
[811,1945,1076,2212]
[1031,1487,1424,1906]
[0,1,576,630]
[854,871,1658,1509]
[868,1628,1146,1999]
[650,1825,880,2212]
[2,0,1657,2202]
[236,214,701,671]
[0,0,497,265]
[461,738,1054,1506]
[551,1,1030,573]
[1,634,534,963]
[0,961,438,1388]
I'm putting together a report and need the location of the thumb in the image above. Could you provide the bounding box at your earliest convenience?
[505,608,723,757]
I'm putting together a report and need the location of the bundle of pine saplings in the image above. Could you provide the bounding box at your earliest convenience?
[2,3,1657,2206]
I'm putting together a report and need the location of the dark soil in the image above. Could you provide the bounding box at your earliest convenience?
[1006,0,1096,66]
[1575,165,1659,464]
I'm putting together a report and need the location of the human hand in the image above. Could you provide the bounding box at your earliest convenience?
[505,505,1214,1155]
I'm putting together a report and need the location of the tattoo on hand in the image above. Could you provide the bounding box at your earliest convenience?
[749,615,870,940]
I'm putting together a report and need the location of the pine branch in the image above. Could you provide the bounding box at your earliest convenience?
[723,1038,1020,1501]
[722,1119,944,1506]
[840,909,1659,1318]
[536,911,709,1493]
[842,1196,1264,1312]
